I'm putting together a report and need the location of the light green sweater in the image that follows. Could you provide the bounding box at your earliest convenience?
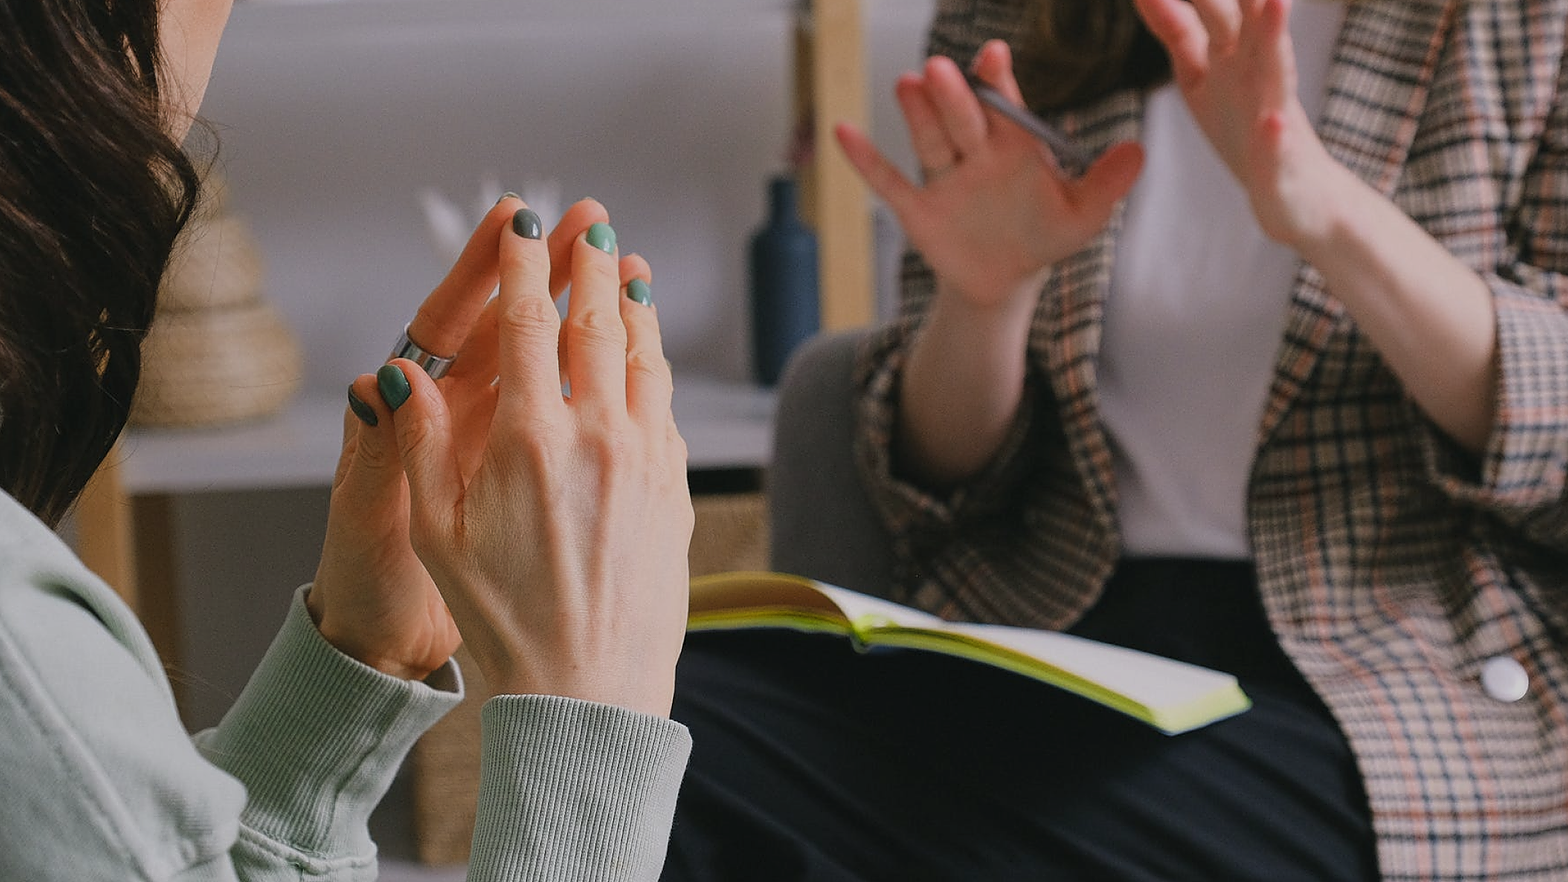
[0,492,689,881]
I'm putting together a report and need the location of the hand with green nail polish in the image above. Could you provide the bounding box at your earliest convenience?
[377,202,692,718]
[308,197,619,682]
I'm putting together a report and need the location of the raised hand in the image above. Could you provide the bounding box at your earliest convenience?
[1130,0,1341,244]
[379,204,693,717]
[835,39,1144,313]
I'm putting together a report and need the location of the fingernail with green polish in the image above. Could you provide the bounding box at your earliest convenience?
[626,278,653,306]
[494,190,521,206]
[347,386,378,427]
[586,222,617,254]
[512,208,542,239]
[376,364,412,411]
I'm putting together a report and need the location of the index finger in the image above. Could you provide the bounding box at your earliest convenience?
[1132,0,1213,74]
[404,196,518,360]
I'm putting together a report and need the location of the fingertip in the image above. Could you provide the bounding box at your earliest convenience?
[972,40,1025,103]
[348,375,381,427]
[834,121,867,153]
[376,362,414,412]
[571,196,608,216]
[925,54,958,79]
[1262,0,1290,37]
[511,207,544,240]
[974,39,1012,73]
[585,221,618,255]
[619,252,653,286]
[625,278,653,307]
[557,197,610,233]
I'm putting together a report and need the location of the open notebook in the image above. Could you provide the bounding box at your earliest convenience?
[688,571,1251,736]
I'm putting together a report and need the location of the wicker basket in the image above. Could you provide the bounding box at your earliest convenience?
[130,299,303,428]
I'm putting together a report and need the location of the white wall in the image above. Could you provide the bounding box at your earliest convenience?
[199,0,935,392]
[175,0,938,730]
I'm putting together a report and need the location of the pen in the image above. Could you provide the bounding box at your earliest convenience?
[964,72,1090,176]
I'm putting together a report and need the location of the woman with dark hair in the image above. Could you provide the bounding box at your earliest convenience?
[0,0,693,878]
[662,0,1568,879]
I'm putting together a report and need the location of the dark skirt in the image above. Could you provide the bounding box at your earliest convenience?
[662,559,1378,881]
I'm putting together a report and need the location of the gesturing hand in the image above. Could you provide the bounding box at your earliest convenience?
[381,202,693,718]
[1130,0,1343,244]
[835,40,1144,313]
[308,197,615,681]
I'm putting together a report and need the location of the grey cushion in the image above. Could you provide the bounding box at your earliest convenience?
[767,330,894,595]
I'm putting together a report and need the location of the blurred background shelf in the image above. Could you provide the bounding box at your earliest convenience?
[117,374,776,495]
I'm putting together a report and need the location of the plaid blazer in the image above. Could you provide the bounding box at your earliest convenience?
[853,0,1568,878]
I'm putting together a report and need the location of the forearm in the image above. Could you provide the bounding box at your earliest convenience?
[1289,164,1498,453]
[898,277,1041,487]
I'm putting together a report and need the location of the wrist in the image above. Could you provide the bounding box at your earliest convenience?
[933,271,1046,336]
[1257,150,1361,255]
[482,656,676,719]
[304,586,449,682]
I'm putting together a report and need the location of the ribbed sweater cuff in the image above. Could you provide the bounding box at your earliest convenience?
[466,695,691,881]
[194,585,463,862]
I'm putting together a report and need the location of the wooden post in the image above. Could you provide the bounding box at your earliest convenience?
[76,454,139,608]
[797,0,876,330]
[75,455,183,700]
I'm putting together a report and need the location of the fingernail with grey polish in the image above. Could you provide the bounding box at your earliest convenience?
[347,386,378,427]
[513,208,542,239]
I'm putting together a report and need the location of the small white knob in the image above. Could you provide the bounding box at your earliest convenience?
[1482,656,1529,703]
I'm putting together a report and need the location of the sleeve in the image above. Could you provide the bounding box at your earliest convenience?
[0,569,248,882]
[1417,42,1568,550]
[464,696,692,882]
[199,588,692,882]
[191,586,463,882]
[0,528,689,882]
[853,294,1048,540]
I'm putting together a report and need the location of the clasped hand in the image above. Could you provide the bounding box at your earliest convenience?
[308,196,693,718]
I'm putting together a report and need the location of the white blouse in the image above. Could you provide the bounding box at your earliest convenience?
[1100,0,1347,558]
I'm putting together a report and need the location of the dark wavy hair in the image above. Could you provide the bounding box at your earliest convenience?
[1015,0,1173,111]
[0,0,201,527]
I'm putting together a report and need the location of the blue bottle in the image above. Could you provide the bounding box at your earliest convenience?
[749,175,820,386]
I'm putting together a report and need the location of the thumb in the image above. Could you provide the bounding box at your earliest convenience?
[377,361,462,544]
[340,374,405,493]
[1068,141,1145,226]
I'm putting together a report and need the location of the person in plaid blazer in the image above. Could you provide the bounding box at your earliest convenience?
[831,0,1568,878]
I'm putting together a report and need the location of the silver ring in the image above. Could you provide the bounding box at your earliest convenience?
[389,325,456,380]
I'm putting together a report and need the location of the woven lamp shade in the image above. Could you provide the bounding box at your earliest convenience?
[158,214,268,313]
[131,178,303,428]
[130,300,303,427]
